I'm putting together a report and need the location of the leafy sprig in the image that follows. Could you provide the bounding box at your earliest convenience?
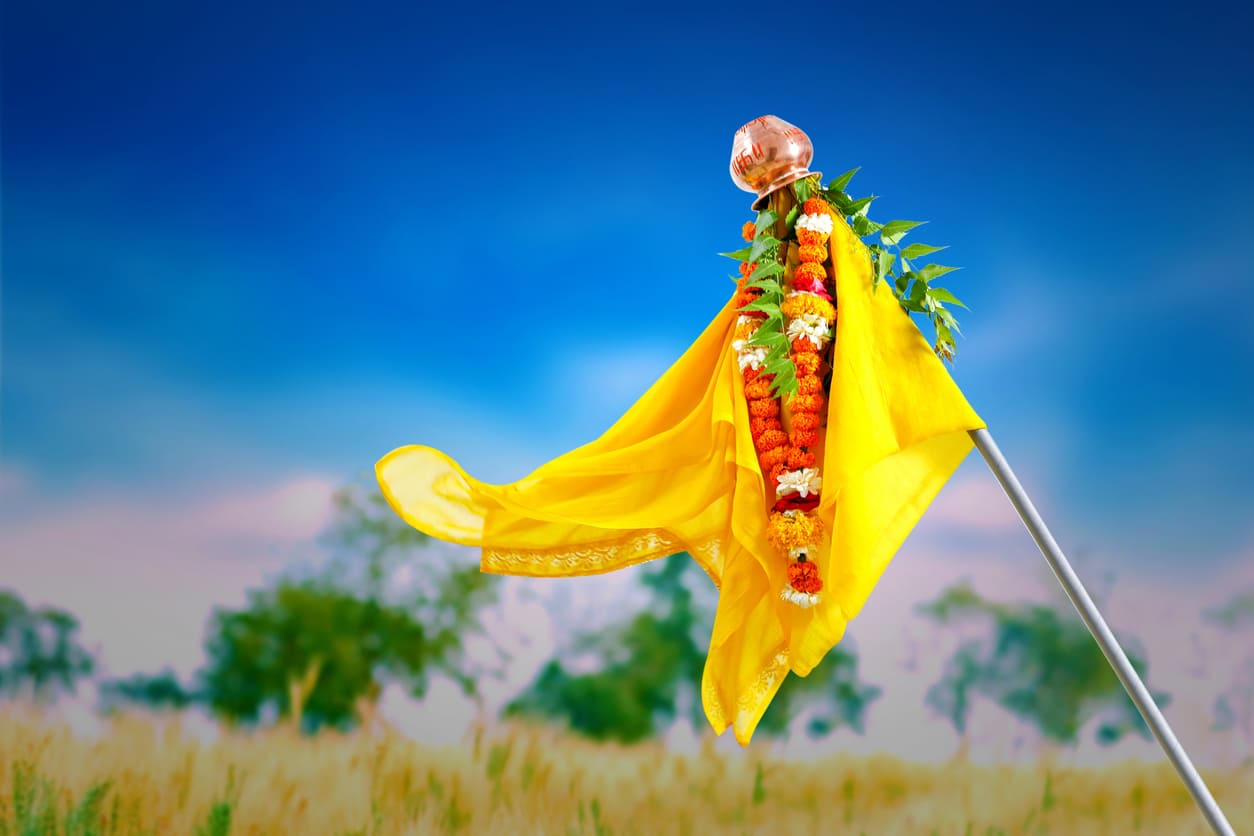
[819,169,966,362]
[742,209,801,397]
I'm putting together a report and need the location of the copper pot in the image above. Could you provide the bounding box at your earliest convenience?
[730,115,821,210]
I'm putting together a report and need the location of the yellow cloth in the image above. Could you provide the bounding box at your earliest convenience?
[377,212,984,744]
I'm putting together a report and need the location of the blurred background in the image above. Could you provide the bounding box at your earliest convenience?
[2,0,1253,831]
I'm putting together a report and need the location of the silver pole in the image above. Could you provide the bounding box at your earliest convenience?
[969,428,1234,836]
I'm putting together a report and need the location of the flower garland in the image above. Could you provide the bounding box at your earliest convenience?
[733,195,837,609]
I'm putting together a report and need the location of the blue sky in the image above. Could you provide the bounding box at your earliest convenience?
[3,2,1253,593]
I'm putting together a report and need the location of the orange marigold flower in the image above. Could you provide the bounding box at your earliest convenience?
[733,290,762,309]
[790,393,825,414]
[797,228,825,247]
[790,429,819,449]
[766,510,824,553]
[744,379,773,400]
[758,429,788,451]
[787,448,816,469]
[788,559,824,594]
[791,412,821,432]
[769,463,789,485]
[797,374,822,395]
[794,262,827,284]
[798,244,828,264]
[802,198,828,217]
[751,416,782,436]
[790,337,820,355]
[793,353,822,376]
[749,399,780,418]
[742,220,756,242]
[759,447,787,469]
[782,292,836,323]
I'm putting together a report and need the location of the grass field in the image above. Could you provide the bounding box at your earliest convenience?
[0,708,1248,835]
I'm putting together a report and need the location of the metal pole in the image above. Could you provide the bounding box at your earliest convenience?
[969,428,1234,836]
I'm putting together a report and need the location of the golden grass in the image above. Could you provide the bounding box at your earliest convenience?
[0,707,1248,835]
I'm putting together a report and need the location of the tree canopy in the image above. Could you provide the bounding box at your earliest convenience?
[919,583,1169,746]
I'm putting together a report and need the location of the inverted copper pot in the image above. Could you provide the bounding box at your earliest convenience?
[730,115,821,210]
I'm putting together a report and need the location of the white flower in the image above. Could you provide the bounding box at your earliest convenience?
[734,343,768,371]
[775,467,822,499]
[780,586,822,608]
[786,313,832,346]
[736,314,759,329]
[796,212,834,236]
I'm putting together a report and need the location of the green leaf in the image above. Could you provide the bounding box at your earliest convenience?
[718,245,753,261]
[852,216,882,237]
[901,243,948,261]
[899,256,913,275]
[908,278,927,304]
[749,238,776,262]
[895,272,913,294]
[750,261,784,281]
[784,205,800,231]
[825,190,853,213]
[755,210,778,234]
[880,220,927,247]
[935,306,963,334]
[847,195,878,217]
[746,279,782,296]
[901,296,928,313]
[919,264,960,282]
[876,251,896,284]
[742,300,781,317]
[794,178,812,204]
[828,167,860,193]
[928,287,968,309]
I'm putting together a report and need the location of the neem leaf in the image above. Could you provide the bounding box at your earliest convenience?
[876,251,897,284]
[908,278,928,304]
[750,261,783,281]
[794,178,812,204]
[742,300,781,316]
[755,210,778,234]
[901,243,948,260]
[718,245,753,261]
[918,264,960,282]
[929,287,968,309]
[852,216,882,237]
[784,205,800,231]
[880,220,927,247]
[749,238,775,262]
[746,279,782,296]
[829,167,860,193]
[847,195,878,218]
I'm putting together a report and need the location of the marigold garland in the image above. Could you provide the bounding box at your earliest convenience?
[731,185,840,610]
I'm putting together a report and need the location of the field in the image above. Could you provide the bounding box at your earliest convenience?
[0,709,1248,835]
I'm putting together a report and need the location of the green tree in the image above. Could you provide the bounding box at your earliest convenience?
[0,589,95,702]
[1205,591,1254,756]
[919,582,1169,747]
[100,668,198,712]
[505,553,880,742]
[198,481,499,730]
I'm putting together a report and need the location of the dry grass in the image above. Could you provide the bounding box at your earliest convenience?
[0,707,1248,835]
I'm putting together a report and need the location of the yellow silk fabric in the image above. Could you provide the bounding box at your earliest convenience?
[377,212,984,745]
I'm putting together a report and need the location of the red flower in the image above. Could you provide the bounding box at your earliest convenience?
[774,493,820,513]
